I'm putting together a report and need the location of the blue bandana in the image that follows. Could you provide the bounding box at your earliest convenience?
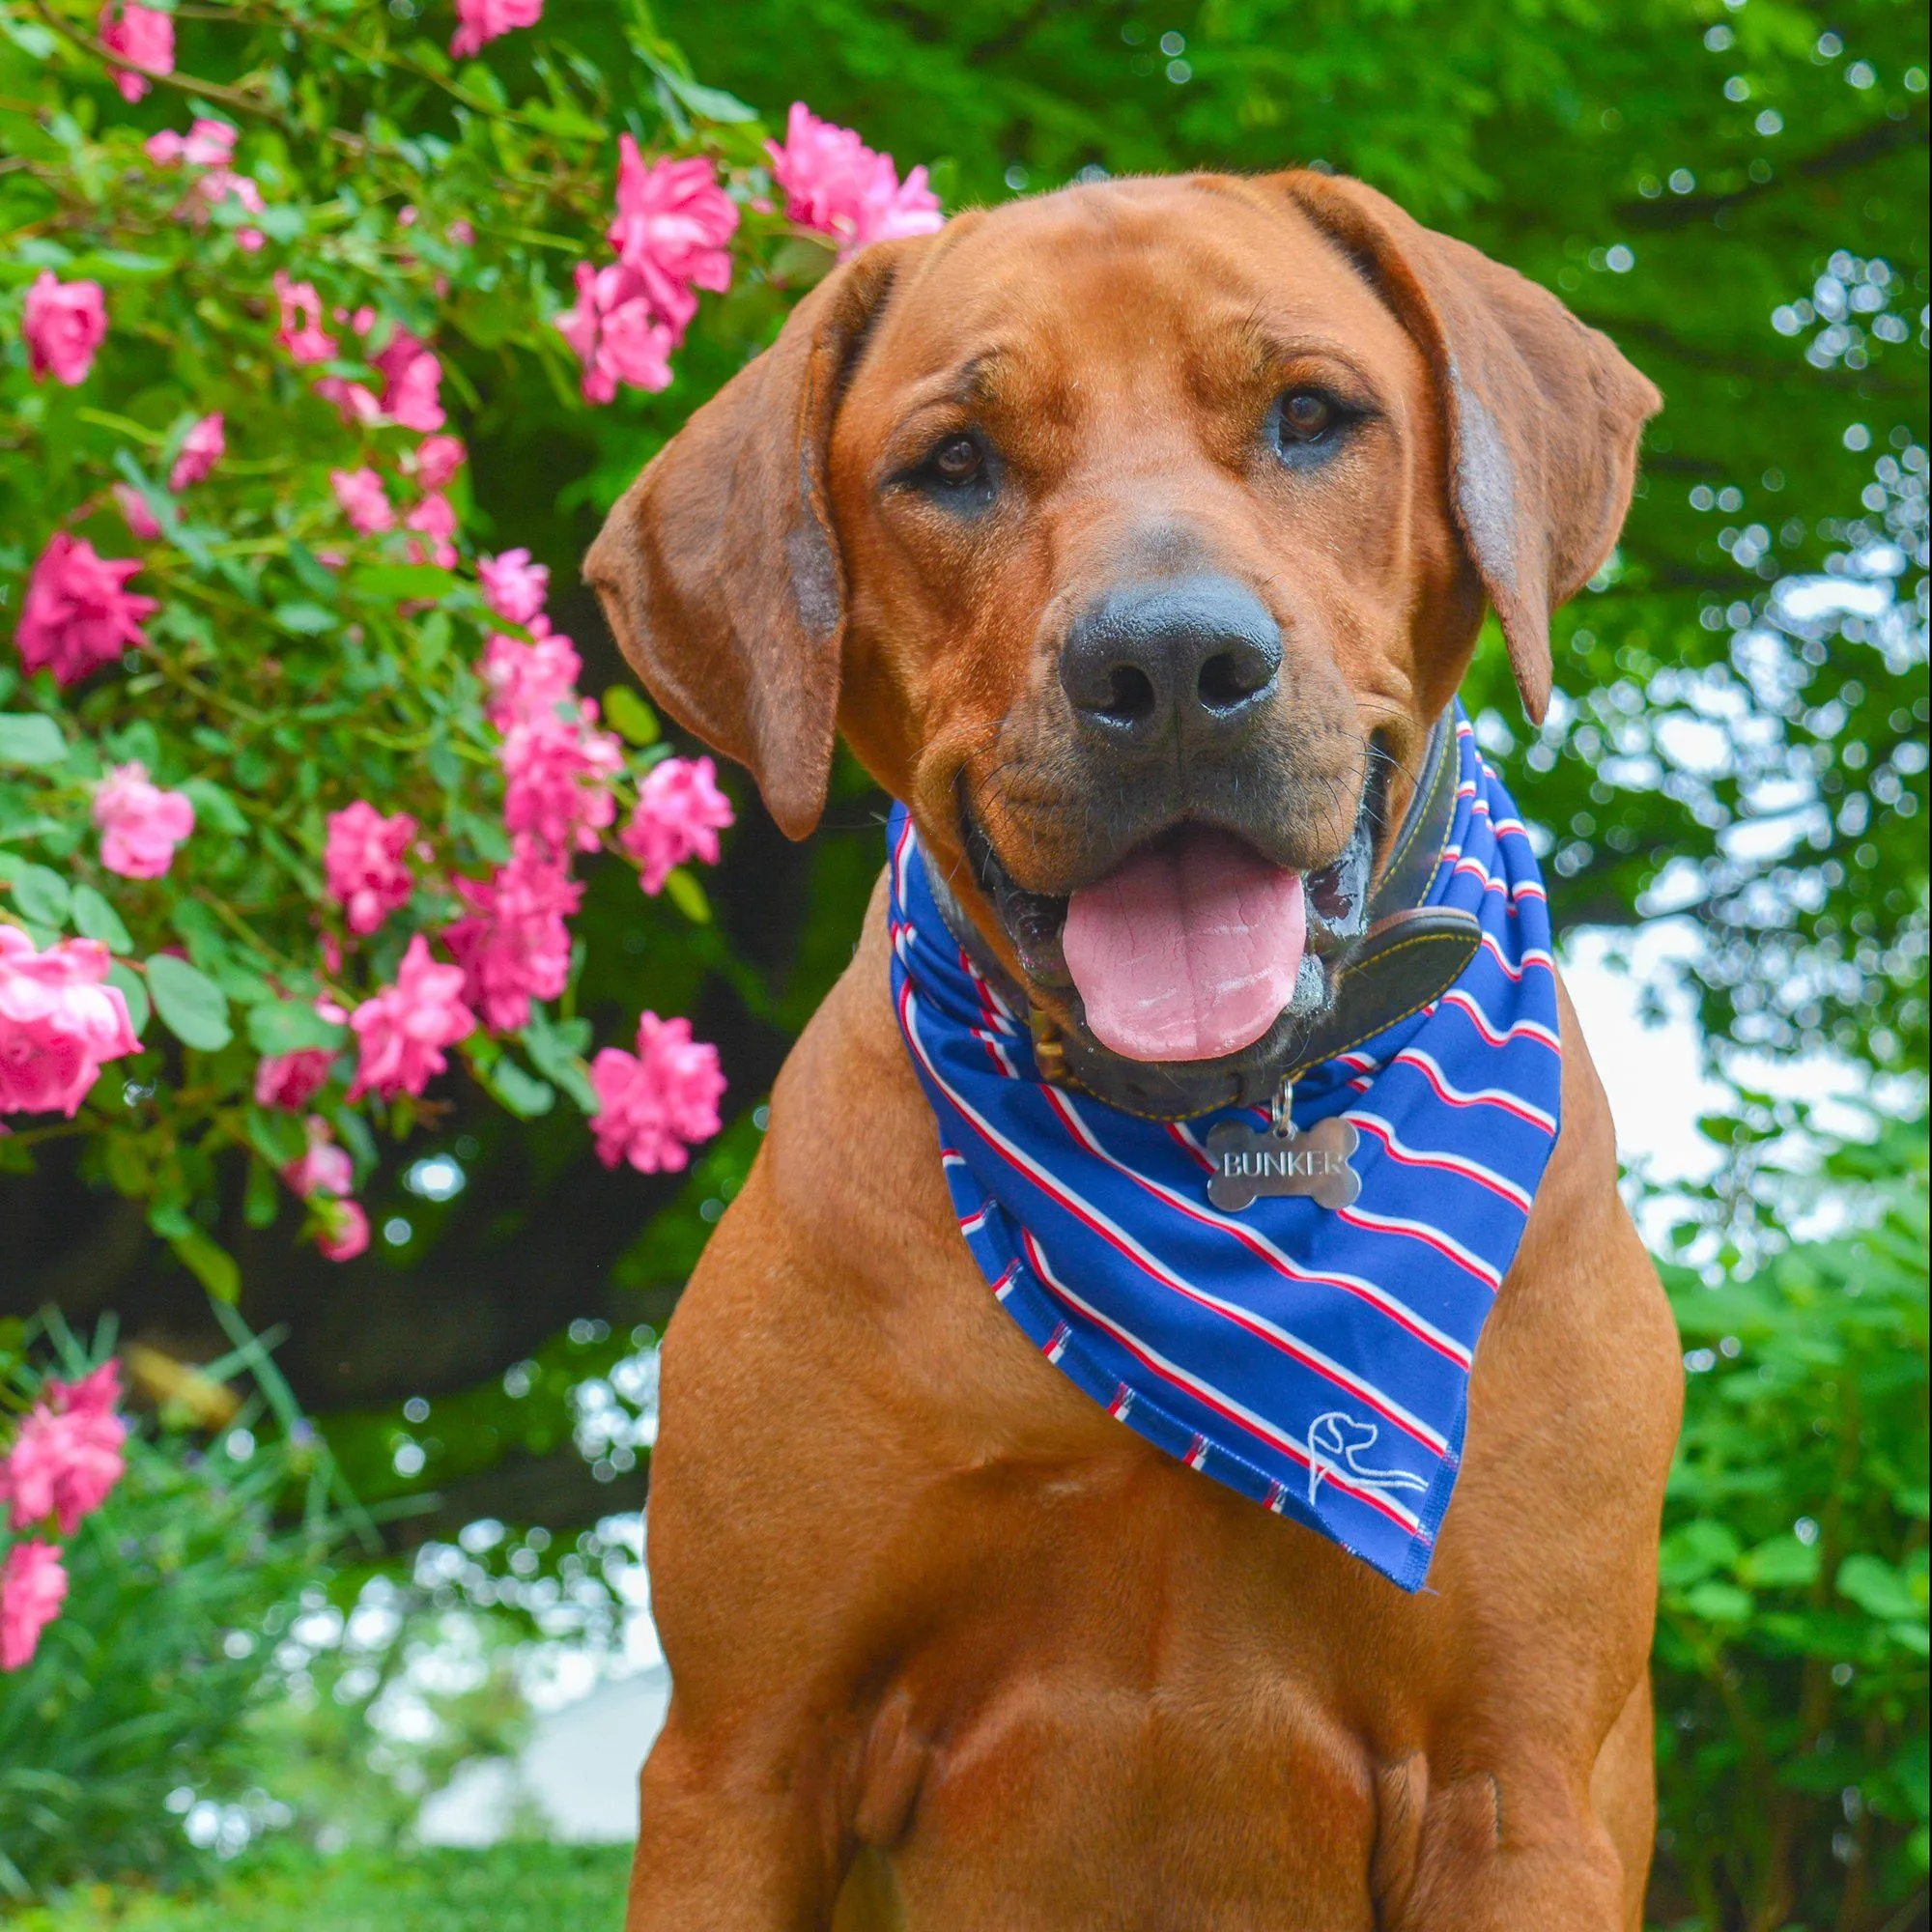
[888,709,1561,1590]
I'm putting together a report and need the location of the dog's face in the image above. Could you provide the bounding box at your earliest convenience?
[588,173,1658,1076]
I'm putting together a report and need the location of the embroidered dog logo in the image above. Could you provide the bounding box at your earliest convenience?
[1306,1411,1430,1510]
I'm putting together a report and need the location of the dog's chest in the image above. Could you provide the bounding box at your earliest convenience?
[861,1620,1383,1929]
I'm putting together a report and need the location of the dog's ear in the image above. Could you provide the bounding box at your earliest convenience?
[1275,171,1662,723]
[583,245,907,839]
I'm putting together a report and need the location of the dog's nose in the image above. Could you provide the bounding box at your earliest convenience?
[1059,576,1282,744]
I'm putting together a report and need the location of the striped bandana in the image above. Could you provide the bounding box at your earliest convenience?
[887,708,1561,1590]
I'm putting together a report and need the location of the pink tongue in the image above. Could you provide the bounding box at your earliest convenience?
[1062,829,1306,1063]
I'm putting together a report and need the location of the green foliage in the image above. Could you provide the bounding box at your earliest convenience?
[1650,1114,1930,1928]
[0,1333,334,1898]
[673,0,1931,1074]
[6,1843,631,1932]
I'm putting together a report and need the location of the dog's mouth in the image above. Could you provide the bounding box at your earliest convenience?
[964,758,1383,1068]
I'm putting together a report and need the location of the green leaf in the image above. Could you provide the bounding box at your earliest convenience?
[106,960,149,1038]
[180,779,248,836]
[518,99,608,141]
[657,68,758,123]
[70,883,132,953]
[1739,1534,1822,1591]
[522,1009,599,1113]
[247,999,345,1057]
[1681,1580,1754,1624]
[603,685,660,746]
[483,1057,554,1119]
[254,203,304,243]
[1660,1519,1742,1588]
[170,899,234,974]
[103,1132,147,1195]
[329,1103,377,1174]
[1837,1553,1924,1623]
[245,1105,309,1171]
[243,1155,280,1229]
[0,714,66,766]
[768,237,839,288]
[147,1200,193,1240]
[285,539,339,603]
[1890,1618,1931,1659]
[351,563,457,602]
[215,965,276,1008]
[414,609,452,670]
[168,1229,242,1303]
[272,601,338,637]
[662,867,711,924]
[9,863,71,928]
[146,954,233,1051]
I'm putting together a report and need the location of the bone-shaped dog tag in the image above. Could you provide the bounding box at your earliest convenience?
[1205,1115,1360,1212]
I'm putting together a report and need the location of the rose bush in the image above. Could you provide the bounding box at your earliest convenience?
[0,0,939,1668]
[0,1341,128,1678]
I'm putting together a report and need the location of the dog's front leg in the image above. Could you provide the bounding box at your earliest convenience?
[625,1705,856,1932]
[1375,1747,1638,1932]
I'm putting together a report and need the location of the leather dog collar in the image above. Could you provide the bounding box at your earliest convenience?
[923,708,1483,1122]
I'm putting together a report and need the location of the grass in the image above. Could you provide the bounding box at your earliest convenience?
[9,1844,633,1932]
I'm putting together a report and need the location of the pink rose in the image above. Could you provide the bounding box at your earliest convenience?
[316,1196,370,1262]
[347,934,476,1101]
[14,533,157,686]
[22,272,107,387]
[0,1541,67,1673]
[766,103,943,260]
[94,761,194,880]
[370,328,444,433]
[450,0,542,59]
[316,378,384,427]
[329,467,393,535]
[190,170,265,225]
[609,143,737,330]
[167,414,224,494]
[98,1,173,102]
[273,272,338,366]
[589,1011,724,1174]
[146,119,237,169]
[0,1362,127,1538]
[0,928,141,1118]
[620,755,735,895]
[254,1045,334,1111]
[554,261,674,406]
[476,548,549,628]
[479,628,581,732]
[323,800,416,935]
[113,483,162,541]
[442,841,582,1033]
[499,705,621,857]
[404,490,459,569]
[282,1115,353,1199]
[413,435,467,492]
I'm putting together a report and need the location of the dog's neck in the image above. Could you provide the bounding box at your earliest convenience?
[923,708,1483,1122]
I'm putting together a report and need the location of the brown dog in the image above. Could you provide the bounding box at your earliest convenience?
[587,172,1683,1930]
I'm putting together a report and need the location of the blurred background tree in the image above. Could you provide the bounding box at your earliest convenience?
[1,0,1924,1924]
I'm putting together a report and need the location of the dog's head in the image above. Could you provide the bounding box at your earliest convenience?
[586,173,1659,1078]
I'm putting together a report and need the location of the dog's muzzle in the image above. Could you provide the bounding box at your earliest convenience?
[936,710,1483,1119]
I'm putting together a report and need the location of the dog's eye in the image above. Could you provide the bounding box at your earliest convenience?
[926,435,985,487]
[1273,389,1339,454]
